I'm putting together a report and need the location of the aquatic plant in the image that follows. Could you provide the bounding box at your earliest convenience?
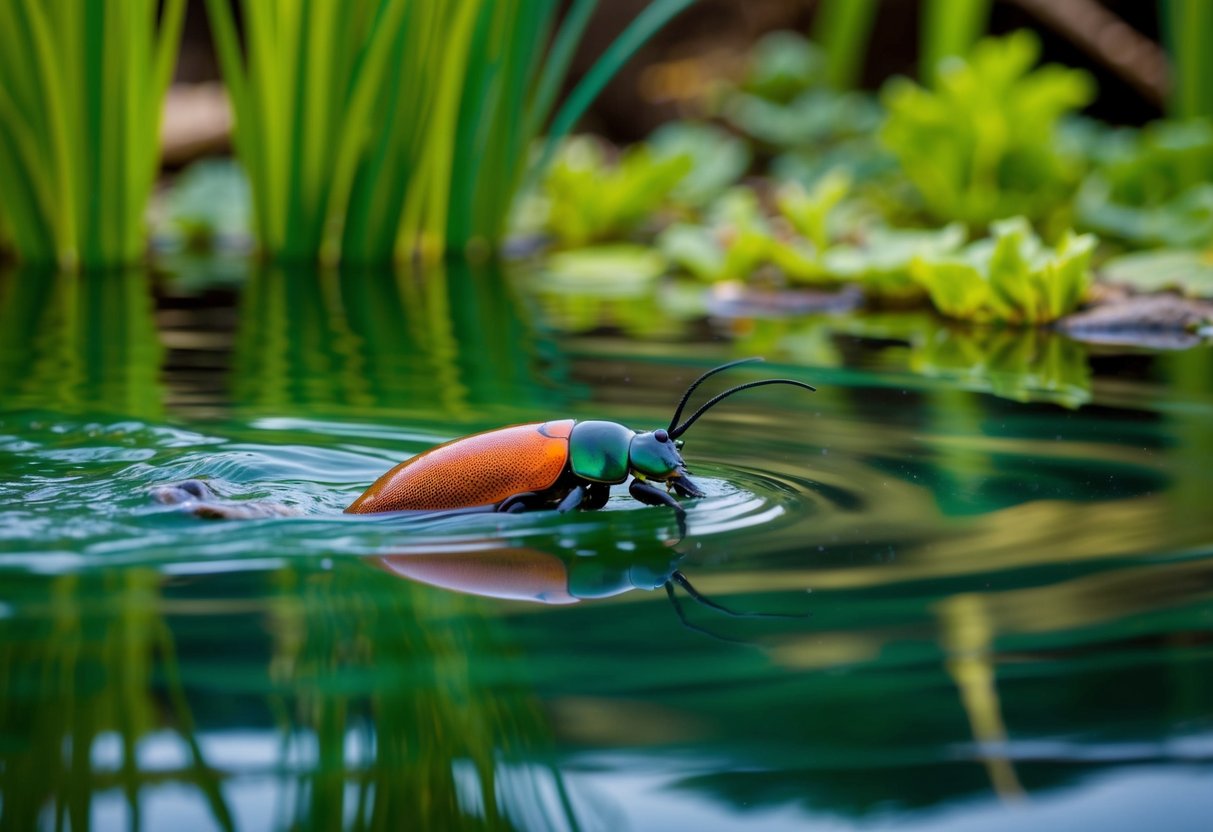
[539,137,693,248]
[205,0,694,264]
[1076,119,1213,248]
[812,0,879,90]
[659,186,827,284]
[920,0,991,85]
[880,32,1094,230]
[823,224,967,301]
[1163,0,1213,119]
[161,158,252,251]
[0,0,185,269]
[911,217,1095,325]
[1100,248,1213,299]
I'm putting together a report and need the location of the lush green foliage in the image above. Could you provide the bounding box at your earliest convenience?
[162,159,251,251]
[538,137,691,248]
[659,183,843,284]
[911,217,1095,324]
[206,0,694,264]
[824,224,967,300]
[1077,119,1213,248]
[0,0,185,269]
[881,32,1094,230]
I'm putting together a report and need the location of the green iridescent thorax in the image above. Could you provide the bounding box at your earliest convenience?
[628,430,684,479]
[569,420,636,483]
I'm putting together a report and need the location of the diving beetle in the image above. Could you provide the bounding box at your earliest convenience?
[377,534,801,642]
[346,358,814,520]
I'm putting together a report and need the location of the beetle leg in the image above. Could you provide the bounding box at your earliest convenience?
[497,491,544,513]
[669,470,705,499]
[629,478,688,539]
[584,483,610,510]
[556,484,587,513]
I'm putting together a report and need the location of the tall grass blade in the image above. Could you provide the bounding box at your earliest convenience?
[0,0,184,269]
[1162,0,1213,118]
[532,0,697,194]
[921,0,992,85]
[812,0,879,89]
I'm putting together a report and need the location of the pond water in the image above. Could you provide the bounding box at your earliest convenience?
[1,262,1212,831]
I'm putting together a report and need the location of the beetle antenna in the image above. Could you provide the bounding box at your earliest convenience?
[669,379,816,440]
[670,571,810,619]
[667,357,766,433]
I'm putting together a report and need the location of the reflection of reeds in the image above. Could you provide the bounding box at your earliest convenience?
[265,560,583,830]
[0,268,164,419]
[0,569,232,831]
[0,1,184,269]
[233,262,565,420]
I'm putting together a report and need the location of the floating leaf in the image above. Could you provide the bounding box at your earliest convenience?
[541,245,668,290]
[824,224,967,298]
[1100,248,1213,297]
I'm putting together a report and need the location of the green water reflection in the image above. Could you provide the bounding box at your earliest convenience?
[1,262,1212,830]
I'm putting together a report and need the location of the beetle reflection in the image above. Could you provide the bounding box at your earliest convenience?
[376,531,799,641]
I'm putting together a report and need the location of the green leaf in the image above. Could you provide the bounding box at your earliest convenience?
[913,216,1095,323]
[880,31,1094,229]
[1100,248,1213,298]
[648,122,751,207]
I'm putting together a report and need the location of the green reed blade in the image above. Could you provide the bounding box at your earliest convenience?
[1162,0,1213,118]
[812,0,879,89]
[533,0,697,186]
[0,0,182,269]
[921,0,991,85]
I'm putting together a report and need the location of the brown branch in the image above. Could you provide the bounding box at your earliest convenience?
[1007,0,1169,107]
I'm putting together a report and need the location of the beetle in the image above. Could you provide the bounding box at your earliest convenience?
[377,536,802,642]
[346,357,814,520]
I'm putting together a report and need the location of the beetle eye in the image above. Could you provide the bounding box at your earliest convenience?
[653,428,669,443]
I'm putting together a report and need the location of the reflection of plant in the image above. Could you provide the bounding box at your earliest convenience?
[0,269,164,418]
[0,0,185,268]
[0,570,232,830]
[267,560,585,830]
[912,323,1092,407]
[911,218,1095,324]
[234,261,565,420]
[881,32,1094,229]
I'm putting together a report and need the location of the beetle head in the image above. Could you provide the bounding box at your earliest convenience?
[628,428,686,481]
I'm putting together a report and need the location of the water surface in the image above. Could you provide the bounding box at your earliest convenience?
[1,263,1211,830]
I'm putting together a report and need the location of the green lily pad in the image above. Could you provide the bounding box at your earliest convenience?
[1100,248,1213,298]
[541,245,668,293]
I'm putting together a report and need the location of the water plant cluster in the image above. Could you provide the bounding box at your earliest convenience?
[0,0,694,269]
[523,27,1213,326]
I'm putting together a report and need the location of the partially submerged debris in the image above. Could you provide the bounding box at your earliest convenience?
[1058,292,1213,349]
